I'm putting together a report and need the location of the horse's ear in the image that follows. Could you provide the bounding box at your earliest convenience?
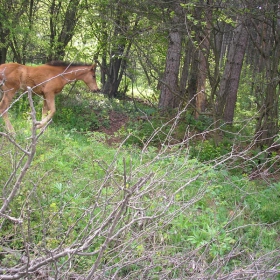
[91,63,97,71]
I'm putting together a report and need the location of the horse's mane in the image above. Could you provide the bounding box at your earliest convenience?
[46,61,92,67]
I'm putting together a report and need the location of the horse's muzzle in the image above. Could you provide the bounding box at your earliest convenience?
[91,89,100,93]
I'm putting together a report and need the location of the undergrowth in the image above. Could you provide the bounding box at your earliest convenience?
[1,91,280,278]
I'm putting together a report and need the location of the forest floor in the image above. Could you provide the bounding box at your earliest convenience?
[97,110,129,145]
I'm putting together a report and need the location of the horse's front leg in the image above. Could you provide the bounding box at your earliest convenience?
[0,91,16,134]
[37,93,56,129]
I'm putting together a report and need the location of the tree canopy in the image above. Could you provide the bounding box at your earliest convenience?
[0,0,280,145]
[0,0,280,144]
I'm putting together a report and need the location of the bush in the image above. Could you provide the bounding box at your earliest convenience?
[53,93,102,131]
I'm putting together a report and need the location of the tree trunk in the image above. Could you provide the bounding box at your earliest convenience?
[195,50,207,118]
[101,2,134,98]
[187,46,199,109]
[195,1,212,118]
[158,3,183,111]
[179,39,191,97]
[0,22,8,63]
[0,46,8,64]
[215,20,248,123]
[254,27,280,147]
[102,21,125,98]
[48,0,80,61]
[255,82,279,147]
[0,1,13,63]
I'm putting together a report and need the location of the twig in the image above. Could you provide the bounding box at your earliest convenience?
[0,87,38,216]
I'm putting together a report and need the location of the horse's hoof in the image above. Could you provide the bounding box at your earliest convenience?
[35,122,43,129]
[5,127,16,136]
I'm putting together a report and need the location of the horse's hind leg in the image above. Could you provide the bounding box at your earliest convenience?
[0,91,16,134]
[37,93,56,129]
[2,113,15,134]
[42,99,49,121]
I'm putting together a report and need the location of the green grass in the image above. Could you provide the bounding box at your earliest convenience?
[1,92,280,278]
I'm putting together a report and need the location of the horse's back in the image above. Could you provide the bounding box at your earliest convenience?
[0,63,21,74]
[1,64,52,90]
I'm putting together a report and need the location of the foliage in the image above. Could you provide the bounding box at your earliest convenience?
[1,0,280,276]
[53,93,102,131]
[189,138,231,161]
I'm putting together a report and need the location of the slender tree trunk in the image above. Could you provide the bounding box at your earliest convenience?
[102,2,134,98]
[253,4,280,148]
[254,38,280,147]
[158,3,183,111]
[56,0,80,59]
[102,20,125,97]
[195,50,207,118]
[215,20,248,123]
[48,0,80,61]
[187,46,199,109]
[179,39,191,97]
[0,1,13,64]
[0,48,7,64]
[255,81,280,147]
[195,0,212,118]
[0,27,8,63]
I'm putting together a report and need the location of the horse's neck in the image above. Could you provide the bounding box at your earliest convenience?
[63,66,87,81]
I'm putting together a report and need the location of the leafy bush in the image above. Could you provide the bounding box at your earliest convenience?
[245,182,280,224]
[53,94,102,131]
[189,138,232,161]
[125,117,171,147]
[185,114,214,132]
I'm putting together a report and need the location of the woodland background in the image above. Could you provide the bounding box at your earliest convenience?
[1,0,280,279]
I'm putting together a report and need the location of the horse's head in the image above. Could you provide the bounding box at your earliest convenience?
[83,64,100,93]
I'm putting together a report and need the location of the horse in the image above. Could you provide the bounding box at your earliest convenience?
[0,61,100,133]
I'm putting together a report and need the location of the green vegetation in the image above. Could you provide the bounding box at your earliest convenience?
[1,89,279,278]
[1,0,280,277]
